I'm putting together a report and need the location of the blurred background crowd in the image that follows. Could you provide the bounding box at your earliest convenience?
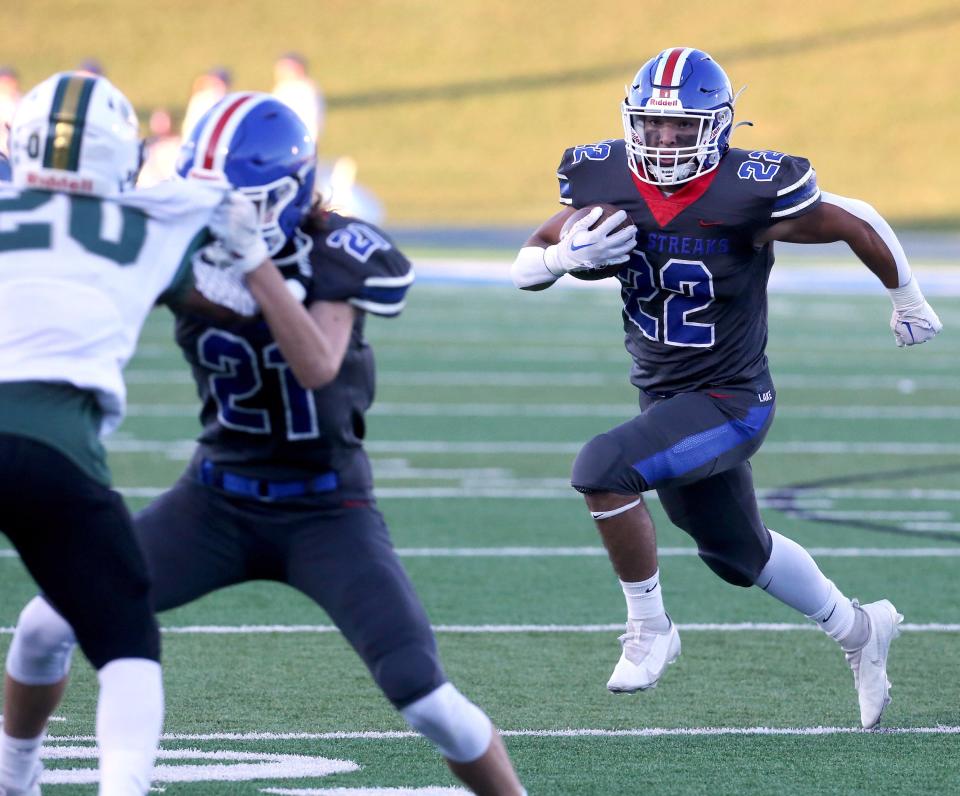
[0,51,384,224]
[1,1,958,238]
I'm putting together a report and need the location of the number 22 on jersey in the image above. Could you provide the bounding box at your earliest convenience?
[624,254,715,347]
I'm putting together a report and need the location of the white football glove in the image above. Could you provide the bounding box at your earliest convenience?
[209,191,270,276]
[192,248,259,316]
[888,276,943,347]
[544,207,637,277]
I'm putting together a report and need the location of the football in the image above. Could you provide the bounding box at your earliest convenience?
[559,203,633,280]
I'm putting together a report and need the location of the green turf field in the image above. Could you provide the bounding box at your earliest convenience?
[1,280,959,794]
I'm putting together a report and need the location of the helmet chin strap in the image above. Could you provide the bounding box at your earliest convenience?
[646,155,699,185]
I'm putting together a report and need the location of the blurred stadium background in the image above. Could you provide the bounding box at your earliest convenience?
[1,2,959,794]
[3,0,960,229]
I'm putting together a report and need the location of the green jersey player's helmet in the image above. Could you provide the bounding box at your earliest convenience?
[8,71,141,196]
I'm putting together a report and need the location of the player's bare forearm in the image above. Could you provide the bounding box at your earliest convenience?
[523,207,577,248]
[245,262,350,389]
[761,200,900,288]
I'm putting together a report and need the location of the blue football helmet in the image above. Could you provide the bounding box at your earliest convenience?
[177,92,316,256]
[621,48,734,186]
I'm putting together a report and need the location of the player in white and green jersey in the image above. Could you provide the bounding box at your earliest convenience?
[0,71,233,796]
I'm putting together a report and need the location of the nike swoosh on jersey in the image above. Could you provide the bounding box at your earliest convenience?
[698,219,724,227]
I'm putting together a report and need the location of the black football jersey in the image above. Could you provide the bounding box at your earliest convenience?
[174,213,413,494]
[557,139,820,394]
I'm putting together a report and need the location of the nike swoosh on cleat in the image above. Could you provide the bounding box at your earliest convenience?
[698,219,724,227]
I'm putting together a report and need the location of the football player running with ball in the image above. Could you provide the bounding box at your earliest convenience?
[511,47,942,728]
[4,94,525,796]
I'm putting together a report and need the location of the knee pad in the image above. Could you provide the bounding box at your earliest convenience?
[6,597,77,685]
[400,682,493,763]
[572,433,641,494]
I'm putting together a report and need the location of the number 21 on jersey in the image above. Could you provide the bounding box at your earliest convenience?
[624,254,715,347]
[198,329,320,440]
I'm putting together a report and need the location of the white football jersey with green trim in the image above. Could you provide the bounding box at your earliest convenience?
[0,180,224,433]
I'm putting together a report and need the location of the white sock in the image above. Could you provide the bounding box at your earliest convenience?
[620,570,670,631]
[757,529,860,645]
[0,729,43,790]
[96,658,163,796]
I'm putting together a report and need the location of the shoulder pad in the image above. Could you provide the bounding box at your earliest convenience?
[311,215,414,316]
[557,139,624,206]
[727,149,820,219]
[121,181,225,221]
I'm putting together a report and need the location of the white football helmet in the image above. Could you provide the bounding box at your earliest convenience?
[9,71,141,196]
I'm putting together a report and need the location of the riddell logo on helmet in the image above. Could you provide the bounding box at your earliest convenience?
[26,172,94,193]
[647,98,682,108]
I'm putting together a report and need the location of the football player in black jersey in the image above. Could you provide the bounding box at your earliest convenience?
[7,95,525,795]
[511,47,942,728]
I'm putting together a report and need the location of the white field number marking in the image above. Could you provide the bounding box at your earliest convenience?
[40,746,358,785]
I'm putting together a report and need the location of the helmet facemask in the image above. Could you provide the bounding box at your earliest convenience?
[622,104,732,186]
[238,174,301,256]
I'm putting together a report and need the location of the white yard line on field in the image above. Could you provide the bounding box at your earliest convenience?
[392,546,960,558]
[4,546,958,561]
[102,437,960,459]
[110,484,960,502]
[406,259,960,296]
[902,522,960,533]
[811,488,960,501]
[367,403,960,420]
[799,510,951,521]
[123,370,960,391]
[124,401,960,421]
[43,725,960,744]
[4,623,957,635]
[261,789,465,795]
[363,440,960,455]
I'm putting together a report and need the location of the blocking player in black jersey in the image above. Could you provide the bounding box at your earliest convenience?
[6,94,525,795]
[511,48,942,728]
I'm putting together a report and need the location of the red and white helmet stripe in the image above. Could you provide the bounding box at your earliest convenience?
[191,92,271,176]
[653,47,695,99]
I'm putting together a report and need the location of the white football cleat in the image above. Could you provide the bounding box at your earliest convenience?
[607,617,681,693]
[844,599,904,729]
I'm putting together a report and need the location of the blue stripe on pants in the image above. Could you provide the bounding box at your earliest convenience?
[632,403,773,487]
